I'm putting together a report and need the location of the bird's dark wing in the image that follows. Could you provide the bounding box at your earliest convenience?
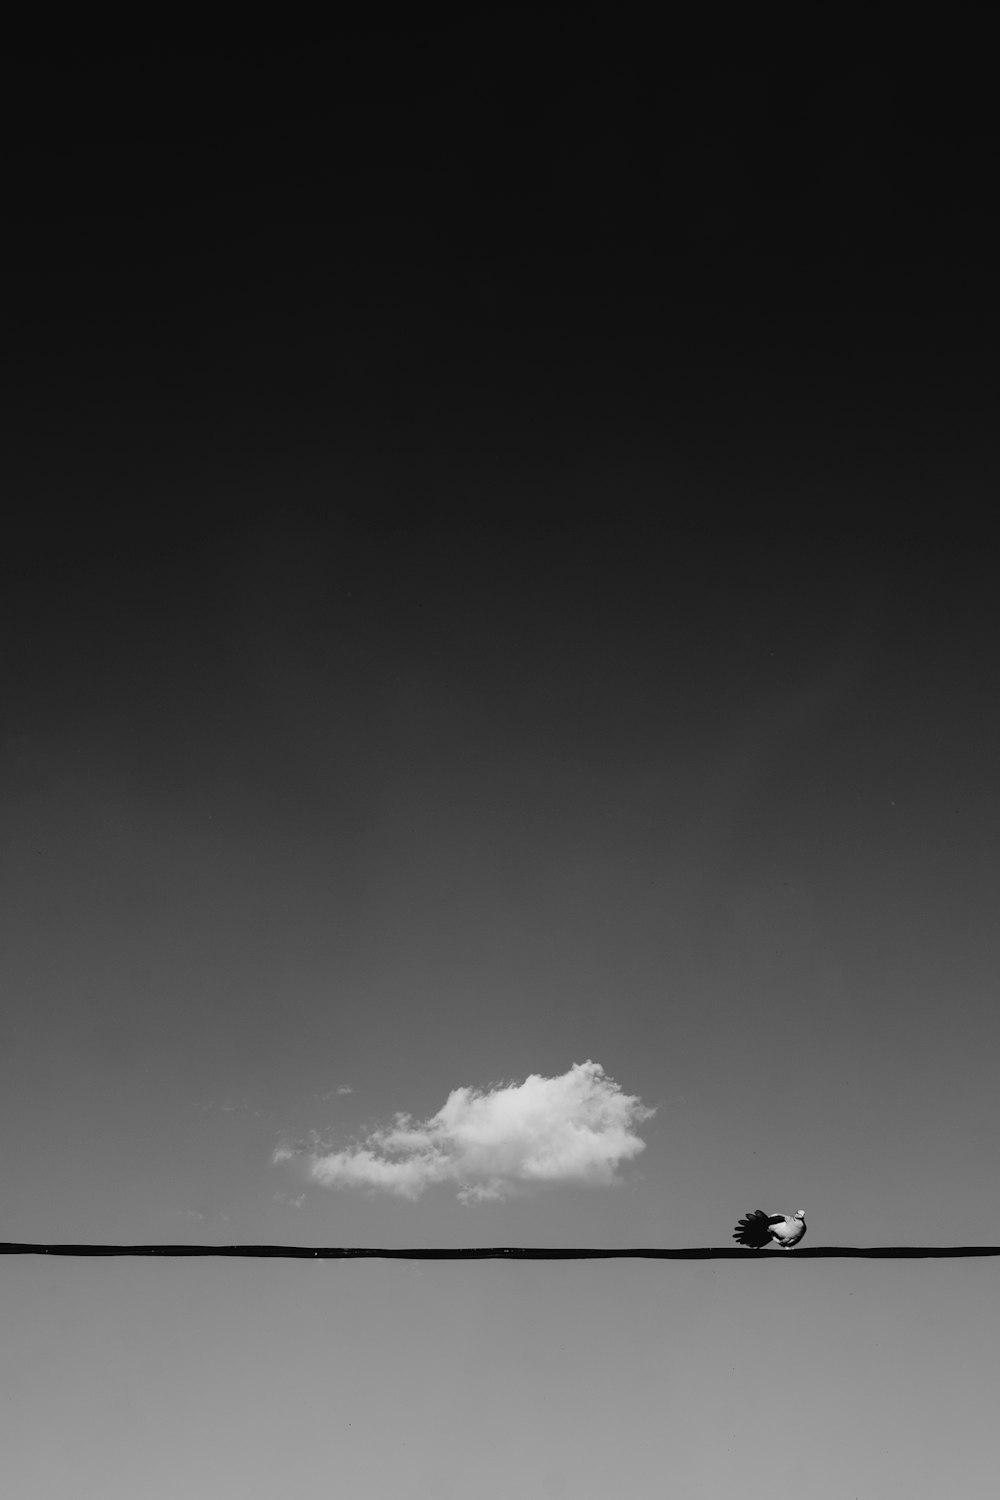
[732,1210,773,1248]
[766,1215,788,1225]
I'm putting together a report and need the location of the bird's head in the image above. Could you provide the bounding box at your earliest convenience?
[793,1210,805,1221]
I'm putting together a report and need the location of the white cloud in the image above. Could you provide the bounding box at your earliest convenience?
[273,1061,654,1203]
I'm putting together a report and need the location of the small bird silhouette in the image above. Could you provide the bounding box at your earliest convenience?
[732,1209,807,1249]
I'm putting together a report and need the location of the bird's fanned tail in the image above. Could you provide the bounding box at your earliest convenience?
[732,1210,773,1248]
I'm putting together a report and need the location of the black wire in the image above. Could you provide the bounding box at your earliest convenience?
[3,1244,998,1260]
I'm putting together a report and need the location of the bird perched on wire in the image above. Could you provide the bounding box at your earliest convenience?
[732,1209,807,1249]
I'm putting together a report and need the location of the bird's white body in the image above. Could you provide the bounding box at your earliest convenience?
[767,1212,807,1248]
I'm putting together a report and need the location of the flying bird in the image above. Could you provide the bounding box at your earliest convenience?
[732,1209,807,1249]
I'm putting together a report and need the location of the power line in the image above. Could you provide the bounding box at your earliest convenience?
[3,1243,998,1260]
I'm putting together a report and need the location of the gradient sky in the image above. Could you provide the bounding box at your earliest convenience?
[3,28,999,1498]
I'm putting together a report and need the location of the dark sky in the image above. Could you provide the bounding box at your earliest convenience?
[3,28,1000,1497]
[7,29,998,544]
